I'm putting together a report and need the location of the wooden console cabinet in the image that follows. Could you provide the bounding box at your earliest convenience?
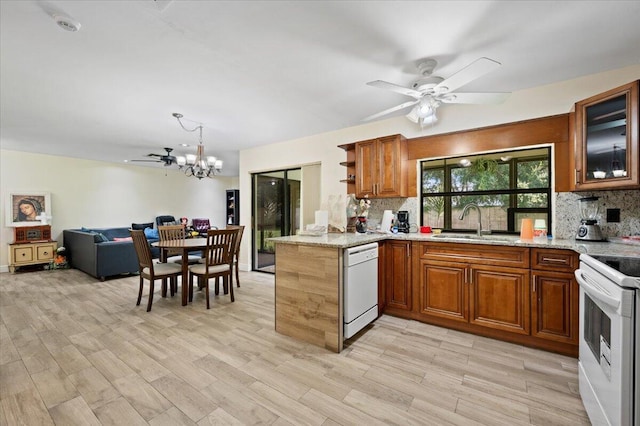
[9,241,57,273]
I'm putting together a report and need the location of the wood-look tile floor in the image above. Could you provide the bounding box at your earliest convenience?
[0,268,590,425]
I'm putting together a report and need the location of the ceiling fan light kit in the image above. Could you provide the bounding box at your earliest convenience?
[365,57,510,127]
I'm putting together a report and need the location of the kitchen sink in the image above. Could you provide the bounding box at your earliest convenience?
[431,234,519,243]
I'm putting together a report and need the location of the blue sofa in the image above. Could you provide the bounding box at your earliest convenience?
[63,227,159,281]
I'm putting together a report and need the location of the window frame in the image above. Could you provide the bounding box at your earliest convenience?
[420,147,552,234]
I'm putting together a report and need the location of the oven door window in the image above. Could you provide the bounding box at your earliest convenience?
[584,293,612,363]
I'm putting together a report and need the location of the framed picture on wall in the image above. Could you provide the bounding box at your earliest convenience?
[6,192,51,227]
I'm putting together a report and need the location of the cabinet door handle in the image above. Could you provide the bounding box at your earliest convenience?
[575,170,580,185]
[532,276,537,293]
[468,267,473,285]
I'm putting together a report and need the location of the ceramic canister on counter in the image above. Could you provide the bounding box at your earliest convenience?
[533,219,547,242]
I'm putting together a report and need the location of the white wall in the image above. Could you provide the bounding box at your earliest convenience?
[0,150,238,271]
[238,65,640,267]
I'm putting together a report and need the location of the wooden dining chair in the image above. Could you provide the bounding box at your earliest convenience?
[130,229,182,312]
[159,224,202,261]
[187,228,238,309]
[226,225,245,288]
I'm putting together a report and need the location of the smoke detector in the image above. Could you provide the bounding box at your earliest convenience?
[53,14,81,32]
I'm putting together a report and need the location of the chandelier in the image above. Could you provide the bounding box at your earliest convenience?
[172,113,223,179]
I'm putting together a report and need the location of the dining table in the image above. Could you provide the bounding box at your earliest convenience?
[152,238,208,306]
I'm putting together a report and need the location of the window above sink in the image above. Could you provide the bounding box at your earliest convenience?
[420,147,551,234]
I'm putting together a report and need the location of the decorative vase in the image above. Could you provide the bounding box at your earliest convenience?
[355,216,368,233]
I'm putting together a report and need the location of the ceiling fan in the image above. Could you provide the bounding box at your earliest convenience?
[364,57,510,127]
[129,147,177,166]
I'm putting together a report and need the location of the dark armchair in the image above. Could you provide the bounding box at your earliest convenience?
[155,215,176,227]
[192,218,212,237]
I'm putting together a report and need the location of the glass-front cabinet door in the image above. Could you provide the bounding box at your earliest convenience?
[574,81,639,190]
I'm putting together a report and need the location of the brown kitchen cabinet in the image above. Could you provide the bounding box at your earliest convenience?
[418,245,530,335]
[379,242,578,356]
[573,80,639,190]
[355,134,408,198]
[530,248,579,345]
[418,259,468,322]
[384,240,412,311]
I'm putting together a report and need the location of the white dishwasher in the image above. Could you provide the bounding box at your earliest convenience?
[343,242,379,339]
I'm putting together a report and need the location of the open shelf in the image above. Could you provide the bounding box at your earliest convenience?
[338,143,356,194]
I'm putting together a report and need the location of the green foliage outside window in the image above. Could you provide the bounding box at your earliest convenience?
[421,147,551,233]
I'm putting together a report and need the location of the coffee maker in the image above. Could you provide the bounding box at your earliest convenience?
[576,196,605,241]
[396,211,410,233]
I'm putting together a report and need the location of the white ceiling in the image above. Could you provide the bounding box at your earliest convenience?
[2,1,639,176]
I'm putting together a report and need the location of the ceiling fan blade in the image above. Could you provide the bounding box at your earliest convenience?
[363,100,420,121]
[367,80,423,99]
[130,159,162,163]
[434,57,501,94]
[439,92,510,104]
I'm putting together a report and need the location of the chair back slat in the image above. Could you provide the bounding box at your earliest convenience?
[158,224,185,257]
[204,229,237,271]
[226,225,245,259]
[158,224,185,241]
[130,229,153,270]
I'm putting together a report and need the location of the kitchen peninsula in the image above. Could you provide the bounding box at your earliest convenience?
[271,233,638,354]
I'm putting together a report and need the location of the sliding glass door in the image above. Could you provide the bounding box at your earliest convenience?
[252,168,301,273]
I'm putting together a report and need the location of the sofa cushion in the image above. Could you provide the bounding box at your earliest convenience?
[131,222,153,231]
[113,237,133,242]
[93,232,109,243]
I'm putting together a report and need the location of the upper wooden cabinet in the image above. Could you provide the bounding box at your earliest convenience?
[573,81,639,190]
[355,135,408,198]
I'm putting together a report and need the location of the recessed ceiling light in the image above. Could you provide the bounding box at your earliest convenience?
[53,14,81,32]
[180,143,189,147]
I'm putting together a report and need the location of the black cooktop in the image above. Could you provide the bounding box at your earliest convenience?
[591,255,640,278]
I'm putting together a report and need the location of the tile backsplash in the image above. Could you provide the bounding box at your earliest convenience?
[554,189,640,239]
[366,189,640,239]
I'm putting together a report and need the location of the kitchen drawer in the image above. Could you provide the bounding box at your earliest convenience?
[419,242,529,269]
[531,248,578,272]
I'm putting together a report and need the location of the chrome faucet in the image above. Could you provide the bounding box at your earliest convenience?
[458,203,486,236]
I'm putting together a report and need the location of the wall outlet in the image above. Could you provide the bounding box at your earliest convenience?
[606,208,621,223]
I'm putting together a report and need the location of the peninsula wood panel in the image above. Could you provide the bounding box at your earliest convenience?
[274,243,342,352]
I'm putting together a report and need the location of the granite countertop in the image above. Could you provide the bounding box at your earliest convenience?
[269,232,640,258]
